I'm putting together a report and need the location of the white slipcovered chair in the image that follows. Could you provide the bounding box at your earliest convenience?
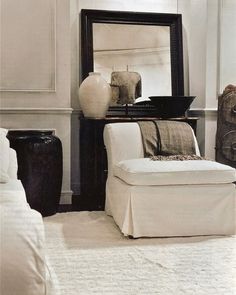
[104,122,236,238]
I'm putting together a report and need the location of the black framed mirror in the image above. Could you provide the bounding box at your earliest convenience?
[81,9,184,115]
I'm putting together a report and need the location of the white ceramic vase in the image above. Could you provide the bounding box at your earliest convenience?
[78,72,111,118]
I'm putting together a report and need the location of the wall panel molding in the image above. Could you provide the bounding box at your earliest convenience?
[60,190,73,204]
[188,108,217,117]
[0,108,73,114]
[0,0,57,92]
[72,108,82,114]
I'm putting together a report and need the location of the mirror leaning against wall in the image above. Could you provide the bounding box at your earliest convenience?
[80,9,184,114]
[93,23,171,104]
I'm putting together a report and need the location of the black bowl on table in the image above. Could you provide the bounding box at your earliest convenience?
[149,96,195,118]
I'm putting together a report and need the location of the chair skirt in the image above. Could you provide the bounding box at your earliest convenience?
[106,178,236,238]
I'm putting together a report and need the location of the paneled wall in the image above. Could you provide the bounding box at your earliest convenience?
[187,0,219,158]
[220,0,236,91]
[0,0,72,204]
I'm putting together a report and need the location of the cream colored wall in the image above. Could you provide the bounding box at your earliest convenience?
[187,0,219,158]
[220,0,236,91]
[189,0,236,159]
[0,0,72,203]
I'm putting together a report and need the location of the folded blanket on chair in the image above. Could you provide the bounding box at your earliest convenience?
[151,154,205,161]
[138,120,196,157]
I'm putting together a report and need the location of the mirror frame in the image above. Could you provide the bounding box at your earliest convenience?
[81,9,184,115]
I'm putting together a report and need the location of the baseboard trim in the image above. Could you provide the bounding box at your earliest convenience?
[60,190,73,204]
[71,182,80,195]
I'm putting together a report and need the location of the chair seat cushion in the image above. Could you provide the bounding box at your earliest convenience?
[114,158,236,186]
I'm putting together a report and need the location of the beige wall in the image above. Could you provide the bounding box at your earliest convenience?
[219,0,236,91]
[0,0,72,203]
[187,0,219,158]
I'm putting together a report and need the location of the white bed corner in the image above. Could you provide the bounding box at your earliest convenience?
[0,127,55,295]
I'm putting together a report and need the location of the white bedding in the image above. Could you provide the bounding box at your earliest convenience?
[0,128,10,183]
[0,179,27,203]
[0,180,52,295]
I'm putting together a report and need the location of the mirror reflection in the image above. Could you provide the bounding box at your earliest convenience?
[93,23,171,105]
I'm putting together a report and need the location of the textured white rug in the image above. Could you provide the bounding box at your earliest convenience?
[44,212,236,295]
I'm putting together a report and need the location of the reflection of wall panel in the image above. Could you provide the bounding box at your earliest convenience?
[130,63,171,97]
[0,0,56,91]
[94,48,171,98]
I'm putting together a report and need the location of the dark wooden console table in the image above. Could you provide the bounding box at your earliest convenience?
[76,116,198,211]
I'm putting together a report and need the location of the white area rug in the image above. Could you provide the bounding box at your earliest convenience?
[44,212,236,295]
